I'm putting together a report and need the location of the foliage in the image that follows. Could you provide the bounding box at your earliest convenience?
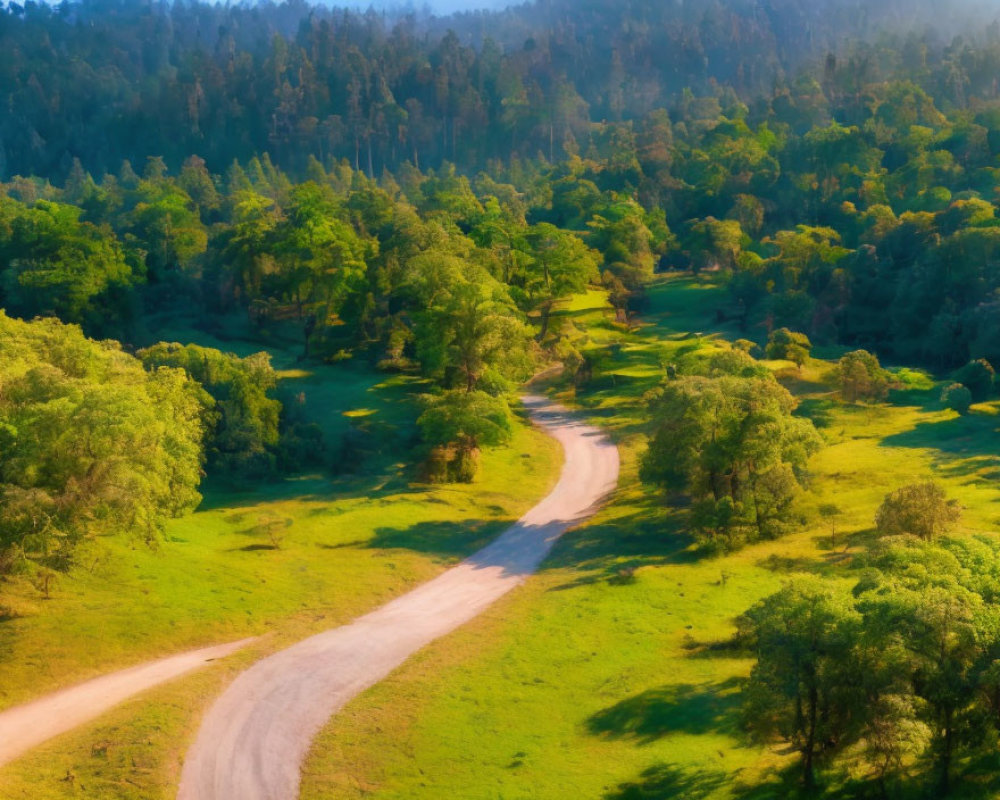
[417,390,514,482]
[952,359,995,402]
[0,314,206,573]
[641,357,822,548]
[874,481,961,541]
[740,580,861,789]
[138,343,282,479]
[836,349,889,403]
[941,382,973,415]
[0,197,141,337]
[744,535,1000,794]
[765,327,811,366]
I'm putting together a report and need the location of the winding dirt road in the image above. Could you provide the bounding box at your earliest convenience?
[0,637,255,769]
[176,396,619,800]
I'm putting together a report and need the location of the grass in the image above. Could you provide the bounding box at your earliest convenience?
[0,318,563,800]
[298,274,1000,800]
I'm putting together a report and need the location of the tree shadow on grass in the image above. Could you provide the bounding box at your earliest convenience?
[796,397,837,429]
[604,763,729,800]
[365,519,512,562]
[880,413,1000,480]
[542,498,701,591]
[606,762,803,800]
[587,677,743,743]
[196,466,421,512]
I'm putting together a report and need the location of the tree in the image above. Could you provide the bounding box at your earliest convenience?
[139,343,282,479]
[875,481,961,540]
[687,216,743,273]
[585,198,659,290]
[765,327,812,367]
[953,359,994,402]
[642,372,822,546]
[942,382,973,415]
[271,182,370,352]
[523,223,600,339]
[819,502,843,548]
[417,390,513,482]
[837,350,890,403]
[0,313,206,574]
[856,537,984,794]
[0,198,141,337]
[123,178,208,279]
[410,257,532,393]
[740,580,862,790]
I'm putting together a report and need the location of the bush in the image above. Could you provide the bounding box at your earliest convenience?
[941,383,973,415]
[765,327,812,366]
[417,391,513,483]
[837,349,889,403]
[953,359,994,402]
[875,481,961,541]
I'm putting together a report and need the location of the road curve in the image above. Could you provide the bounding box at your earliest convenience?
[0,637,255,769]
[176,395,619,800]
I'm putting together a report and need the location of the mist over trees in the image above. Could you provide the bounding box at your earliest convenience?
[3,0,1000,182]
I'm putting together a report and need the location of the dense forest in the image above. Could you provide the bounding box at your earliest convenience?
[8,0,1000,369]
[8,0,1000,796]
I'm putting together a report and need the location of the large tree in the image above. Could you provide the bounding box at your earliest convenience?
[0,314,206,572]
[642,370,822,545]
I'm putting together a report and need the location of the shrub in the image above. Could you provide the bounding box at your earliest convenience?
[837,349,889,403]
[953,359,994,402]
[941,383,973,415]
[875,481,960,541]
[765,327,812,366]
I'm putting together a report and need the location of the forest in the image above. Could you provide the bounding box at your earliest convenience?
[5,0,1000,798]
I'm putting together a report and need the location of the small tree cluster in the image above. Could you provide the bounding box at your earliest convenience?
[952,358,994,402]
[642,359,822,549]
[417,391,514,483]
[875,481,961,540]
[743,534,1000,796]
[139,343,284,479]
[941,382,973,415]
[765,327,812,367]
[0,314,206,576]
[837,349,890,403]
[743,483,966,793]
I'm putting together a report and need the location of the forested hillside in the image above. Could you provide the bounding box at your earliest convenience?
[3,0,1000,180]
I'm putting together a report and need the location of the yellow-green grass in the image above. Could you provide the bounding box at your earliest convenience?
[298,274,1000,799]
[0,327,563,799]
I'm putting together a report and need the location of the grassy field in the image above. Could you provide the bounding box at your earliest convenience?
[298,275,1000,800]
[0,319,563,800]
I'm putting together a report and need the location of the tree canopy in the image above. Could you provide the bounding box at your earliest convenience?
[0,313,206,573]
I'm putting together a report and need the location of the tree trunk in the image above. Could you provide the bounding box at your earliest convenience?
[803,683,818,791]
[939,713,953,795]
[538,302,553,341]
[709,469,722,502]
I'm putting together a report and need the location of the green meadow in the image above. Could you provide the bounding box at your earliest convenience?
[298,275,1000,800]
[0,321,562,800]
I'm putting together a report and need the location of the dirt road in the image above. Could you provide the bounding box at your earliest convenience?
[176,396,619,800]
[0,637,255,769]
